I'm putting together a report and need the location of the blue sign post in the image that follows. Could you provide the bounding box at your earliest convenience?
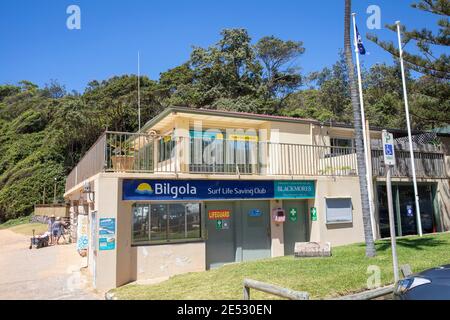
[382,130,399,283]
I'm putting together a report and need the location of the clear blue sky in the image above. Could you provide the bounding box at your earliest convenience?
[0,0,441,93]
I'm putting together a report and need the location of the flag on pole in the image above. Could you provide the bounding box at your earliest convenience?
[355,26,366,55]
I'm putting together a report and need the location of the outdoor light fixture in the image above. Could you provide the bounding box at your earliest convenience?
[82,181,95,203]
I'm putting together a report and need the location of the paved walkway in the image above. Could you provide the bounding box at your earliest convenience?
[0,229,101,300]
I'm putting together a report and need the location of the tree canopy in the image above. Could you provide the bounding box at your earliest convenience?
[367,0,449,80]
[0,25,448,222]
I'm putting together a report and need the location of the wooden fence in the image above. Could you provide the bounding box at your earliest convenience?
[243,278,398,300]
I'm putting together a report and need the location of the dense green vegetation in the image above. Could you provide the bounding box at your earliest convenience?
[0,215,31,229]
[110,233,450,300]
[368,0,449,80]
[0,3,448,222]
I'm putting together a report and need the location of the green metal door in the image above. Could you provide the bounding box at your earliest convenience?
[283,200,308,255]
[205,202,236,269]
[241,201,271,261]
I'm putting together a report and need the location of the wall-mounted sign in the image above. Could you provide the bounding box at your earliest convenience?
[123,179,273,201]
[208,210,231,220]
[190,130,258,142]
[289,208,298,222]
[228,134,258,142]
[406,205,414,217]
[123,179,316,201]
[99,218,116,251]
[310,207,318,221]
[216,220,224,230]
[99,237,115,250]
[190,130,224,140]
[248,209,262,217]
[99,218,115,235]
[222,220,230,230]
[274,181,315,199]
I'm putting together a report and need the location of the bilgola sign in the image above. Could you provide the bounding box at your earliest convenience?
[123,179,272,201]
[122,179,315,201]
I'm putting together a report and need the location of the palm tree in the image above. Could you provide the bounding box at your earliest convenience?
[344,0,376,257]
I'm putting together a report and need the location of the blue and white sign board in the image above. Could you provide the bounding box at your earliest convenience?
[248,209,262,217]
[123,180,316,201]
[406,205,414,217]
[382,130,396,166]
[99,218,115,235]
[99,218,116,251]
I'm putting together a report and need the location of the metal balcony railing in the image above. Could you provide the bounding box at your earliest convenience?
[371,149,447,178]
[65,131,155,191]
[65,131,447,192]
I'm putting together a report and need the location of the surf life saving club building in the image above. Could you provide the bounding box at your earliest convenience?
[64,107,450,290]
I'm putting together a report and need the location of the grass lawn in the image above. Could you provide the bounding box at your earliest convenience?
[111,232,450,300]
[0,216,48,236]
[8,223,48,236]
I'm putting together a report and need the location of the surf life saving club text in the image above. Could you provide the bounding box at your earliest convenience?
[153,182,268,199]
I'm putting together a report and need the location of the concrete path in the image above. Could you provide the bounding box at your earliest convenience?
[0,229,101,300]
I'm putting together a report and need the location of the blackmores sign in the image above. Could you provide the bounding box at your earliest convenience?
[122,179,315,201]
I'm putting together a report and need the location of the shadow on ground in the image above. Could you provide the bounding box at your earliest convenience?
[358,236,447,252]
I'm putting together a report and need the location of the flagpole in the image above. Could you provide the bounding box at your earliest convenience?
[138,51,141,133]
[352,13,377,240]
[395,21,423,237]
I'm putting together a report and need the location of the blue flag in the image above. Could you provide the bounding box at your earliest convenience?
[356,26,366,55]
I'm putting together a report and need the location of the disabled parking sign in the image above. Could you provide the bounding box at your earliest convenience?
[382,130,396,166]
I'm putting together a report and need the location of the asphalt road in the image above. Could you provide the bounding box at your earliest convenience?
[0,229,101,300]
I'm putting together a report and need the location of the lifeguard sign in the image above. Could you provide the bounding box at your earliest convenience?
[208,210,231,220]
[382,130,396,166]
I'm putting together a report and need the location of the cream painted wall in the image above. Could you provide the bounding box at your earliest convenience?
[93,175,120,291]
[269,121,311,145]
[308,198,321,243]
[136,242,206,282]
[313,177,366,246]
[116,196,134,287]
